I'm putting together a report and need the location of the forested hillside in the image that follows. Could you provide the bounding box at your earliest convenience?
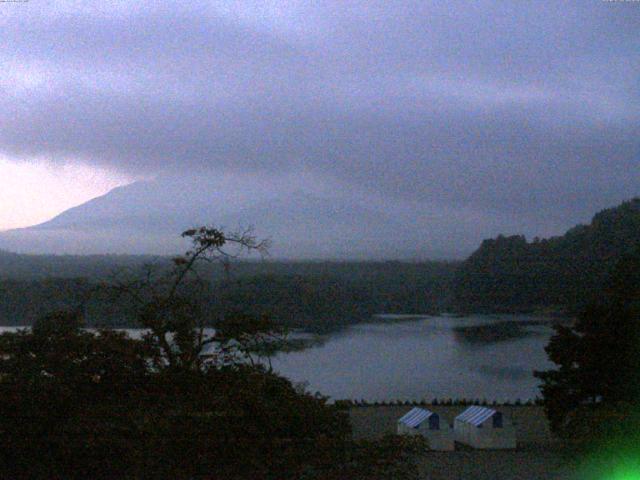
[0,258,457,331]
[1,198,639,327]
[0,251,163,280]
[453,198,640,313]
[209,263,455,332]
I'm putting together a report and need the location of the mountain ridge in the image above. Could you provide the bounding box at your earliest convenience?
[0,177,462,259]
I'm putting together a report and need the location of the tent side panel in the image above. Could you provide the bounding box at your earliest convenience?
[426,429,455,451]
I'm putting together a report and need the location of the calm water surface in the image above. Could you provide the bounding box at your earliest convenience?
[0,314,566,403]
[270,314,566,403]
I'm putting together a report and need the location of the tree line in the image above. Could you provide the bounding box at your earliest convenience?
[452,198,640,313]
[0,227,425,479]
[0,260,456,332]
[3,199,639,327]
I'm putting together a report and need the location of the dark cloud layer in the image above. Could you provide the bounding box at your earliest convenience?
[1,1,639,249]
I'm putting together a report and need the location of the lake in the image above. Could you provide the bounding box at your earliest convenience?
[270,314,566,403]
[0,314,566,403]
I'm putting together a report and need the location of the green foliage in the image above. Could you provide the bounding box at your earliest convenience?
[0,261,456,332]
[209,263,454,332]
[453,198,640,313]
[0,311,421,479]
[534,248,640,438]
[0,312,152,479]
[0,227,423,479]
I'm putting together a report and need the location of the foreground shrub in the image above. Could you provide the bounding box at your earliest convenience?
[0,312,420,479]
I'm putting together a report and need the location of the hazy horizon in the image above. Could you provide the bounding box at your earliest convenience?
[0,180,636,260]
[1,1,638,257]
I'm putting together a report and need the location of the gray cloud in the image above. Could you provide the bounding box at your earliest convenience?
[1,0,639,250]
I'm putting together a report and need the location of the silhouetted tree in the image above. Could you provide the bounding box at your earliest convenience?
[0,227,424,479]
[0,311,152,478]
[109,226,273,371]
[454,198,640,313]
[535,248,640,437]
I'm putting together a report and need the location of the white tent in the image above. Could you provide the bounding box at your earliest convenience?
[454,406,516,449]
[397,407,454,451]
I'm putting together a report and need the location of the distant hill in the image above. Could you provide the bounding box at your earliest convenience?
[452,198,640,313]
[0,176,466,259]
[0,250,163,280]
[1,197,639,327]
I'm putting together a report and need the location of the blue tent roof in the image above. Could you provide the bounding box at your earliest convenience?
[398,407,434,428]
[455,406,497,426]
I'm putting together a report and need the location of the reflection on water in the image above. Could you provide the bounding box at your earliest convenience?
[270,314,569,403]
[0,315,569,403]
[452,319,551,344]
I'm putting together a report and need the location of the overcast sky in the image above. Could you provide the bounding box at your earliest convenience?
[1,1,638,240]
